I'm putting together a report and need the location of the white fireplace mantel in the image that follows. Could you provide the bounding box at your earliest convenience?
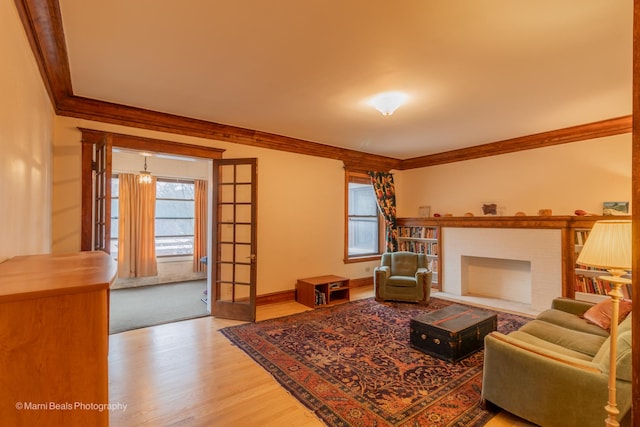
[442,227,562,312]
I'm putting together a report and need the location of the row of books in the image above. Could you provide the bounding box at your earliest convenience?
[314,289,327,306]
[398,226,438,239]
[575,275,632,300]
[398,241,438,255]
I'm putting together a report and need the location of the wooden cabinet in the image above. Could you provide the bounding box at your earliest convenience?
[296,275,350,308]
[0,252,117,427]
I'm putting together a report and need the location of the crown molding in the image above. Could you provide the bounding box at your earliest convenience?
[15,0,632,172]
[399,116,632,169]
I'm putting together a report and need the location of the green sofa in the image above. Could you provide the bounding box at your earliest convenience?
[482,297,632,427]
[373,251,432,305]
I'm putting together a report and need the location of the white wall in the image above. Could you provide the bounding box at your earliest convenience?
[395,134,631,218]
[52,118,381,295]
[0,1,54,260]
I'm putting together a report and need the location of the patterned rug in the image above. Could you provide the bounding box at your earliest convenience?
[220,297,531,427]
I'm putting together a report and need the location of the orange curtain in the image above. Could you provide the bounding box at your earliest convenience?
[193,179,208,272]
[118,173,158,278]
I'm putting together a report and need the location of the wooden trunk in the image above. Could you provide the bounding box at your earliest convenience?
[410,304,497,363]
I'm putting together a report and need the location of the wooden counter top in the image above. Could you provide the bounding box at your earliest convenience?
[0,251,117,303]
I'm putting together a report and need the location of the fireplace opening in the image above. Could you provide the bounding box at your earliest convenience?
[461,256,531,304]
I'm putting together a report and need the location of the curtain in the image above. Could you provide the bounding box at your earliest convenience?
[193,179,208,272]
[118,173,158,278]
[368,171,398,252]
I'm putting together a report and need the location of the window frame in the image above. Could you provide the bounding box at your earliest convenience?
[110,175,197,258]
[344,170,384,263]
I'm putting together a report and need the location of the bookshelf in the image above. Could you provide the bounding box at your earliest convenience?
[397,215,632,300]
[396,220,440,289]
[574,227,632,303]
[296,275,350,308]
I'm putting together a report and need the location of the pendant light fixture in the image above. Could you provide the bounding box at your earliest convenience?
[139,155,152,184]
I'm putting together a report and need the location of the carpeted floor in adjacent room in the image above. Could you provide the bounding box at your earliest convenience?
[109,280,209,334]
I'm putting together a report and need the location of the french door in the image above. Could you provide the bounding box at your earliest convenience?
[80,129,257,322]
[81,132,112,252]
[210,158,258,322]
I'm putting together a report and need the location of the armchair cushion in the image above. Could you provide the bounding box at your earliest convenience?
[391,254,418,277]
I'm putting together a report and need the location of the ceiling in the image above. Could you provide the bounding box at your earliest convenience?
[47,1,633,159]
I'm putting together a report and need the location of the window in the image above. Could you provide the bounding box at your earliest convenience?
[110,176,196,257]
[345,171,382,261]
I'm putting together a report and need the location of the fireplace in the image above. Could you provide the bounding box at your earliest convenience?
[461,256,531,304]
[442,227,562,312]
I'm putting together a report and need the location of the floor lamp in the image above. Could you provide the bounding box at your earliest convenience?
[575,220,632,427]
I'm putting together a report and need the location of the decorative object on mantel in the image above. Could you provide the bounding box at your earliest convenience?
[603,201,629,216]
[433,213,441,217]
[482,203,498,215]
[417,205,431,217]
[538,209,552,216]
[464,212,474,217]
[575,219,631,427]
[514,211,526,216]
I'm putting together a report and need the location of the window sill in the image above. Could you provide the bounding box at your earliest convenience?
[344,254,381,264]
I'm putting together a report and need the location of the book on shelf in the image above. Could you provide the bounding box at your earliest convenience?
[398,226,438,239]
[314,289,327,306]
[575,274,632,300]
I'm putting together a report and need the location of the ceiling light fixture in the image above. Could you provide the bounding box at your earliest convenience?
[139,156,152,184]
[370,91,409,116]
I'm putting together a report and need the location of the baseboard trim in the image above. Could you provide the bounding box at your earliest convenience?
[256,290,296,306]
[256,276,373,306]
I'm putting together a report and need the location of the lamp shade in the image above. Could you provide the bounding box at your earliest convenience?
[576,220,631,270]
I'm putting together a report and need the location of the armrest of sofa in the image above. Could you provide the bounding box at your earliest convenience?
[482,331,632,427]
[551,297,594,316]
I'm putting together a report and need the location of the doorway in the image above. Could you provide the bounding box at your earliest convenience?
[80,129,258,323]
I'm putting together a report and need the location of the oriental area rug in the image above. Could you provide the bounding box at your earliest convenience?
[220,297,530,427]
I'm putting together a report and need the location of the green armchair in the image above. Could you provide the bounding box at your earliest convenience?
[374,251,432,305]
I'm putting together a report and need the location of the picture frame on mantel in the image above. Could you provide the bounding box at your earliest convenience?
[418,205,431,218]
[603,201,629,216]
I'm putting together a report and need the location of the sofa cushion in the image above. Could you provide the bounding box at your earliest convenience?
[592,329,632,381]
[583,298,631,329]
[537,309,609,337]
[506,330,594,361]
[582,298,632,330]
[519,320,607,357]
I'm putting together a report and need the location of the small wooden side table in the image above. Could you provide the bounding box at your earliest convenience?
[296,275,350,308]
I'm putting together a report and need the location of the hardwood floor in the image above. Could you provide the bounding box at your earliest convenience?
[108,286,534,426]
